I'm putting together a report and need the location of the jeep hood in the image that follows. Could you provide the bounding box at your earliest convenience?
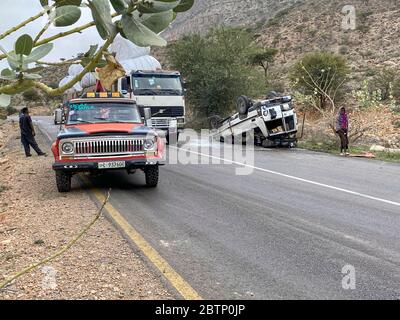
[57,123,155,139]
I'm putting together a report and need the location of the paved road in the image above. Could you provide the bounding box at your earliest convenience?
[34,116,400,300]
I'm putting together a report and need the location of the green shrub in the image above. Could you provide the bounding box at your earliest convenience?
[22,89,41,102]
[290,52,349,109]
[6,106,17,115]
[167,27,264,119]
[371,68,400,101]
[339,46,349,55]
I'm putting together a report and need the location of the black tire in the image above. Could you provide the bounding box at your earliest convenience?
[144,166,159,188]
[266,91,278,99]
[56,171,71,192]
[209,115,222,129]
[236,95,252,116]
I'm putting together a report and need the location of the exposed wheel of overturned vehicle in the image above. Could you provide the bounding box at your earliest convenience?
[236,95,252,116]
[209,115,222,130]
[144,166,159,188]
[56,171,72,193]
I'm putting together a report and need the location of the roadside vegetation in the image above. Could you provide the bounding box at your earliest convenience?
[167,28,265,120]
[166,25,399,160]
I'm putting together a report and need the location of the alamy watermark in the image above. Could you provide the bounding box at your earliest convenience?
[341,5,357,31]
[163,129,256,176]
[342,264,356,290]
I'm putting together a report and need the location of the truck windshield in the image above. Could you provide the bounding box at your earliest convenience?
[133,75,182,96]
[67,102,141,124]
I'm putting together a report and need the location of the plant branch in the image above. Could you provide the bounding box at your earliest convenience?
[0,7,52,41]
[0,12,120,61]
[0,80,35,95]
[0,189,111,291]
[37,59,81,66]
[34,20,52,45]
[34,36,115,96]
[0,36,113,96]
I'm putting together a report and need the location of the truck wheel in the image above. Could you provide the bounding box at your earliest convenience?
[56,171,71,192]
[236,95,252,115]
[144,166,159,188]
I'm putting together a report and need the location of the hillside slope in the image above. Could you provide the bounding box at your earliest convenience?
[162,0,400,85]
[162,0,300,40]
[258,0,400,80]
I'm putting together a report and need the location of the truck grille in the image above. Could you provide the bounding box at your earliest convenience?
[72,137,144,157]
[149,118,170,128]
[139,106,184,118]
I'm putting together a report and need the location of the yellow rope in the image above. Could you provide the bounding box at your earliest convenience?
[0,189,111,291]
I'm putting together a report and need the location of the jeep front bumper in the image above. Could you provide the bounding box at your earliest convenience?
[53,158,165,172]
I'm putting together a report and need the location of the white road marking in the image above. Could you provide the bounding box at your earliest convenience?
[171,146,400,208]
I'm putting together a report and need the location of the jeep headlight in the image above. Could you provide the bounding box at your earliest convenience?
[61,142,74,154]
[144,139,155,151]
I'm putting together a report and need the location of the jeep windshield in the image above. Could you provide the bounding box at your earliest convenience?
[67,102,142,125]
[132,74,183,96]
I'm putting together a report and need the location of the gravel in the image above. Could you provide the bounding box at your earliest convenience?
[0,121,173,300]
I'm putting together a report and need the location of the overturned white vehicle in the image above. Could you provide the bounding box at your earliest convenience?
[211,93,299,148]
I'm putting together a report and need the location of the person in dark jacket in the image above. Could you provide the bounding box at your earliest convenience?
[335,106,349,156]
[19,107,46,157]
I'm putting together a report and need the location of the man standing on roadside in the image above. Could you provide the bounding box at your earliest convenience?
[19,107,46,157]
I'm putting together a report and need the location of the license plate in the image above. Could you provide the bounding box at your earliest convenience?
[98,161,126,169]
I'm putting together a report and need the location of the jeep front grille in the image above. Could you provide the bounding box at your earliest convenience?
[64,137,145,159]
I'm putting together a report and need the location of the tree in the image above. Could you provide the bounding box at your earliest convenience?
[291,52,349,110]
[290,52,349,131]
[167,27,264,118]
[0,0,194,108]
[371,67,400,101]
[249,48,278,85]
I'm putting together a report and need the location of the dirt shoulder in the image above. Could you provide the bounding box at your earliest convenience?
[0,120,172,300]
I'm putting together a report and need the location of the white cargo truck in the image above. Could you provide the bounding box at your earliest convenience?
[114,70,185,142]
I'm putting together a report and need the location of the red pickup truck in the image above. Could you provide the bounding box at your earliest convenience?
[51,92,165,192]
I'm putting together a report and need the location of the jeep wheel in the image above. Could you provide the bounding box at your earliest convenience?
[144,166,159,187]
[56,171,71,192]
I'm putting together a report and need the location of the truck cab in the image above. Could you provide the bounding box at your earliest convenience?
[51,92,165,192]
[114,70,185,142]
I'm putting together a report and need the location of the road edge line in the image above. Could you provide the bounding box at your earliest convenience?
[80,176,202,301]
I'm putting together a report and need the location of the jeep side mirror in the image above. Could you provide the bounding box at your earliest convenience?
[144,108,152,121]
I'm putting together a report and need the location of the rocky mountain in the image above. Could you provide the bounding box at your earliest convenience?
[162,0,300,40]
[160,0,400,90]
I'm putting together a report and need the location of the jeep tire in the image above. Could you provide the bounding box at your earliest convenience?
[144,166,159,187]
[56,171,72,192]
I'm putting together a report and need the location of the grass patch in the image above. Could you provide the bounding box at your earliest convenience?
[298,140,400,163]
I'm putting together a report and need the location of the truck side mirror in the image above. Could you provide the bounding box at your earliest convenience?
[144,108,152,121]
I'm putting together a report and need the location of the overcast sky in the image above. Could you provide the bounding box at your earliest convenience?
[0,0,103,68]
